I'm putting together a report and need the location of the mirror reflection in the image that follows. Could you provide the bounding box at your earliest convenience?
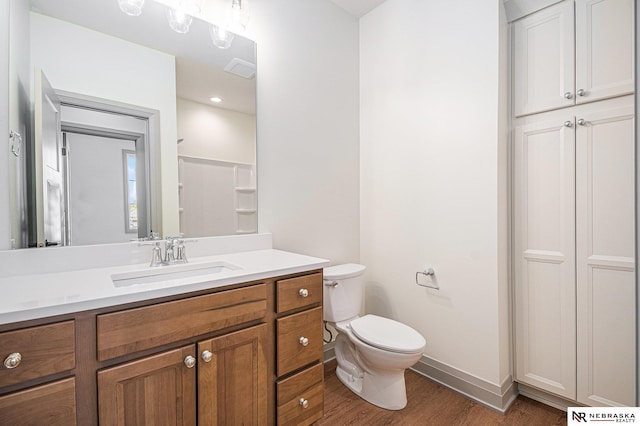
[8,0,257,249]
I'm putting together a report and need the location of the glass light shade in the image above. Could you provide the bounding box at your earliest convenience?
[166,0,201,34]
[228,0,250,32]
[210,24,235,49]
[118,0,145,16]
[166,8,194,33]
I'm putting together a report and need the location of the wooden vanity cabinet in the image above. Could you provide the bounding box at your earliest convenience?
[0,321,77,425]
[197,324,268,425]
[98,345,196,425]
[98,324,268,426]
[274,272,324,426]
[0,377,77,425]
[0,268,325,425]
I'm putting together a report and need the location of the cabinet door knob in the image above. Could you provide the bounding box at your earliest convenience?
[564,91,573,99]
[577,88,586,97]
[299,337,309,347]
[299,398,309,409]
[298,288,309,298]
[184,355,196,368]
[577,118,587,126]
[3,353,22,369]
[201,350,213,363]
[564,120,573,128]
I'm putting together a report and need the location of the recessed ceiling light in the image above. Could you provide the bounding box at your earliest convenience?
[209,97,222,103]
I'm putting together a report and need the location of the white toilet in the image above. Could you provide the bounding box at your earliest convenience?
[323,263,426,410]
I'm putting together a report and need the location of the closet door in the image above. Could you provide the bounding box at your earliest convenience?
[575,0,634,105]
[513,0,575,116]
[576,104,636,407]
[513,116,576,399]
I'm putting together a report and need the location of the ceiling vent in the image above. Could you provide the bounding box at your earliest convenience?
[224,58,256,79]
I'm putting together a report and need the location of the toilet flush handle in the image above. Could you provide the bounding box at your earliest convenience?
[324,280,339,288]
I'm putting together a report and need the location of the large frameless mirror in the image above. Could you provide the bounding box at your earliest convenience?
[7,0,257,249]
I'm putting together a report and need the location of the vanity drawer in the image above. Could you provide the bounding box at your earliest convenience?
[276,273,322,313]
[0,378,76,425]
[97,284,267,361]
[276,363,323,426]
[276,307,322,376]
[0,321,75,387]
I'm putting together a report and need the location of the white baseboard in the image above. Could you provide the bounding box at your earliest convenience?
[323,346,518,414]
[516,383,582,412]
[411,356,518,414]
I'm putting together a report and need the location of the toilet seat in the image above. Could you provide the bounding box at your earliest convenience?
[350,315,425,354]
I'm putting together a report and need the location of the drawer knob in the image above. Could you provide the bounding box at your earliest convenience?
[563,91,573,99]
[201,350,213,363]
[184,355,196,368]
[577,88,586,97]
[299,398,309,409]
[299,337,309,347]
[4,353,22,369]
[298,288,309,298]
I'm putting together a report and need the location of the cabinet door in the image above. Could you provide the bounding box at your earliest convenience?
[197,324,268,426]
[575,0,634,104]
[0,378,76,426]
[98,345,196,425]
[513,0,575,116]
[513,116,576,399]
[576,105,636,406]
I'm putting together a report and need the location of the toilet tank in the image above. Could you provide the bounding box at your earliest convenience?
[323,263,367,322]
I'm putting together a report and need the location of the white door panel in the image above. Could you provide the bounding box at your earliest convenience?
[575,0,634,104]
[514,117,576,399]
[576,105,635,406]
[513,0,575,116]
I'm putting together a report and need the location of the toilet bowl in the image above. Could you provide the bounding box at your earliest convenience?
[323,264,426,410]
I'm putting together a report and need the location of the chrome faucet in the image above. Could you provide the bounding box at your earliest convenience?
[150,242,163,267]
[146,237,191,267]
[163,237,177,264]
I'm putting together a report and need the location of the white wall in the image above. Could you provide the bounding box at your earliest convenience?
[8,0,30,249]
[177,98,256,164]
[360,0,509,386]
[245,0,361,264]
[0,1,9,250]
[30,13,180,237]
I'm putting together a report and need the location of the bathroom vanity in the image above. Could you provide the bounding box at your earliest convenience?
[0,248,327,425]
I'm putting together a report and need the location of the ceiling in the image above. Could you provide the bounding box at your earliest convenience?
[30,0,256,115]
[328,0,388,18]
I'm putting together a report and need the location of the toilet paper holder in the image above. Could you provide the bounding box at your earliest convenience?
[416,268,439,290]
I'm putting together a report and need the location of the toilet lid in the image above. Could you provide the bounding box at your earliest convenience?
[350,315,426,354]
[323,263,366,280]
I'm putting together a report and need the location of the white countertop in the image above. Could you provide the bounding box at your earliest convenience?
[0,249,329,325]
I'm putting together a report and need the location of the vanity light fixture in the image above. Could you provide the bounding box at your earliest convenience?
[166,0,202,34]
[210,0,249,50]
[228,0,249,32]
[117,0,250,47]
[210,24,234,49]
[118,0,145,16]
[209,97,222,103]
[117,0,202,34]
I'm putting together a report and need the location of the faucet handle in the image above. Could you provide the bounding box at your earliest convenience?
[164,238,177,263]
[175,239,188,264]
[150,242,163,267]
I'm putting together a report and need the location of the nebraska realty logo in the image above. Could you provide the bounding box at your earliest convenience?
[568,407,639,424]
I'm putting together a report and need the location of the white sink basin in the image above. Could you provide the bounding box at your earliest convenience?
[111,261,242,287]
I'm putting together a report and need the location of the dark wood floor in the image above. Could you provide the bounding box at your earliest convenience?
[317,361,566,425]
